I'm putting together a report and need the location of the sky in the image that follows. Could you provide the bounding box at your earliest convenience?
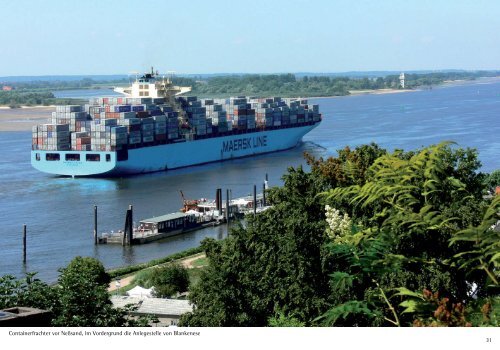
[1,0,499,76]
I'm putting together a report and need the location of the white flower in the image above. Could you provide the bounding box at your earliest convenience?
[325,205,352,243]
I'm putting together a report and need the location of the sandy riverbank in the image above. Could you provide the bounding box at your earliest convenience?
[349,88,417,95]
[0,106,54,131]
[309,88,417,100]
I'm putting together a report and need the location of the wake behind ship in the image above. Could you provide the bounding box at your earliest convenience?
[31,70,322,177]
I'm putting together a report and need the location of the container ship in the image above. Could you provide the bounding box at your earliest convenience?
[31,69,322,177]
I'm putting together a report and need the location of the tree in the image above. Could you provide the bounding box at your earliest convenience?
[180,166,331,326]
[0,258,155,327]
[305,143,387,188]
[319,143,496,326]
[374,77,385,89]
[484,170,500,192]
[150,264,190,298]
[450,195,500,286]
[52,256,126,327]
[0,273,57,312]
[268,311,306,327]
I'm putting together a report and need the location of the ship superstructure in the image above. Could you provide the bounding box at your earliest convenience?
[113,68,192,98]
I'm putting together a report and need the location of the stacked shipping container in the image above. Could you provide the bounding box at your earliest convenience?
[31,96,321,152]
[32,124,70,151]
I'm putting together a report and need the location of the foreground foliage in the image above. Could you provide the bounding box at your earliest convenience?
[52,257,126,326]
[319,143,498,326]
[181,166,329,326]
[0,257,151,326]
[181,142,499,326]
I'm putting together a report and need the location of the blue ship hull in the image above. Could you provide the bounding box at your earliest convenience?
[31,122,319,177]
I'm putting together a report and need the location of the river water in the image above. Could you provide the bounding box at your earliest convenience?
[1,80,499,282]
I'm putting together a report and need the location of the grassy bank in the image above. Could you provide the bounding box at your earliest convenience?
[107,246,204,279]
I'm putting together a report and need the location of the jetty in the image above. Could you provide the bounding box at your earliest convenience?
[97,186,270,245]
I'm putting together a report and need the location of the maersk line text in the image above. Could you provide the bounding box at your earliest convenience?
[221,136,267,153]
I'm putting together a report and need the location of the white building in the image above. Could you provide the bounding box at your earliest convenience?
[111,296,193,326]
[399,72,405,89]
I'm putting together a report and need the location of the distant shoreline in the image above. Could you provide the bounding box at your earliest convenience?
[350,88,416,95]
[0,105,56,110]
[1,77,499,132]
[441,75,500,86]
[309,88,416,100]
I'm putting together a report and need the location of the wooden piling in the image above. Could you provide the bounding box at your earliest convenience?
[215,189,219,211]
[219,189,223,213]
[122,211,127,246]
[263,183,266,206]
[123,207,130,246]
[129,205,133,244]
[253,184,257,215]
[93,205,98,245]
[226,189,230,223]
[216,188,221,212]
[23,224,26,263]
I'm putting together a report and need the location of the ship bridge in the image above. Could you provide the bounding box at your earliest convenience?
[114,68,191,98]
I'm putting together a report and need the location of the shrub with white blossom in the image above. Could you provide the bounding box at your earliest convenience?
[325,205,352,243]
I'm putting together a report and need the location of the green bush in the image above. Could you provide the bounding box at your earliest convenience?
[150,264,190,298]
